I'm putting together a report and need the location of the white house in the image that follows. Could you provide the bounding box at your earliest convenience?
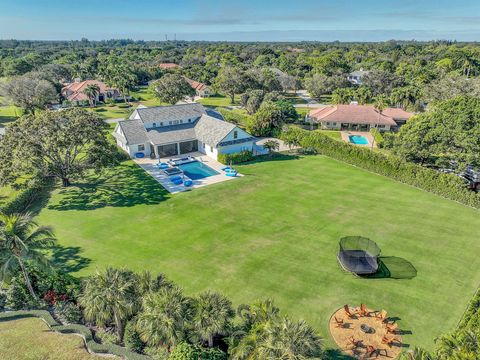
[347,69,371,85]
[113,103,256,160]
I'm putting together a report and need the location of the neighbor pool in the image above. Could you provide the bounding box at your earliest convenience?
[177,161,219,180]
[348,135,369,145]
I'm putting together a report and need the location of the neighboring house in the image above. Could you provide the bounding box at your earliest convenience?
[308,104,413,131]
[347,69,371,85]
[113,103,256,160]
[184,77,212,97]
[61,80,121,105]
[159,63,181,70]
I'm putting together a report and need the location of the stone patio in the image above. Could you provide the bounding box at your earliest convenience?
[134,152,242,194]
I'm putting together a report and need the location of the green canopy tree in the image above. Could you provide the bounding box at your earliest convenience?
[215,66,248,104]
[0,108,118,187]
[149,73,195,105]
[0,212,55,300]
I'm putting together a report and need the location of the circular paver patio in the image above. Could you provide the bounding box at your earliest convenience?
[329,306,403,359]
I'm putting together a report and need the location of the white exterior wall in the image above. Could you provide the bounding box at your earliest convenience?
[319,122,342,130]
[198,140,219,160]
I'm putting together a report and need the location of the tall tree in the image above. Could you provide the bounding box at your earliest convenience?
[83,83,100,107]
[215,66,248,104]
[0,108,118,187]
[192,291,235,348]
[137,286,192,351]
[0,75,57,115]
[149,74,195,105]
[0,212,55,300]
[79,267,139,342]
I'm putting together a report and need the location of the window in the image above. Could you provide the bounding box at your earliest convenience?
[233,130,238,139]
[169,121,172,125]
[160,122,163,126]
[180,120,183,124]
[210,146,214,152]
[152,122,156,127]
[188,119,191,123]
[138,144,145,151]
[326,122,330,126]
[332,122,336,126]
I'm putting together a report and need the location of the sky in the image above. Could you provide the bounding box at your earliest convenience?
[1,0,480,42]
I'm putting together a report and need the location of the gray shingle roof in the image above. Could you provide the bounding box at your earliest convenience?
[194,115,236,146]
[147,122,197,144]
[116,104,252,148]
[132,103,206,123]
[116,119,149,145]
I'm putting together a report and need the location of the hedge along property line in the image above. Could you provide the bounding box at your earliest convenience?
[369,128,384,147]
[282,126,480,209]
[0,179,51,215]
[0,310,150,360]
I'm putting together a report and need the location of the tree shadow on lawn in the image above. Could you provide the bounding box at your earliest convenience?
[48,163,170,211]
[323,349,355,360]
[362,256,417,280]
[49,244,92,273]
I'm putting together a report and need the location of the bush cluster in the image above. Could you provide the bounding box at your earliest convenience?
[217,150,254,165]
[282,126,480,208]
[369,127,384,147]
[0,179,50,214]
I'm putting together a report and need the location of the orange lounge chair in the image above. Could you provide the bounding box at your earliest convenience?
[382,335,400,347]
[348,336,361,349]
[386,322,399,334]
[360,303,369,317]
[344,304,356,318]
[375,309,387,322]
[334,316,344,328]
[365,345,377,358]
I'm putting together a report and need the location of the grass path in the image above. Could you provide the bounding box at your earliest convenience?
[0,318,106,360]
[37,155,480,350]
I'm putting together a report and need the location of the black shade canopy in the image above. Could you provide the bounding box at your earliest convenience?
[338,236,381,275]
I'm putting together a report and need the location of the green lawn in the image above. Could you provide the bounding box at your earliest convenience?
[318,130,342,140]
[198,95,239,107]
[36,155,480,351]
[0,317,105,360]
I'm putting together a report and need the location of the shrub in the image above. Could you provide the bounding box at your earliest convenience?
[169,343,227,360]
[96,328,119,345]
[0,178,50,215]
[55,301,83,324]
[124,320,145,353]
[217,150,254,165]
[5,276,42,310]
[282,126,480,208]
[0,290,6,310]
[144,346,169,360]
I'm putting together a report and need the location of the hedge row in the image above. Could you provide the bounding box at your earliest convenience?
[0,310,150,360]
[217,150,254,165]
[0,179,50,215]
[282,126,480,208]
[457,288,480,331]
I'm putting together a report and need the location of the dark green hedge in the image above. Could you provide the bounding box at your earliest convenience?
[0,310,149,360]
[282,126,480,208]
[369,128,384,147]
[217,150,254,165]
[0,179,50,215]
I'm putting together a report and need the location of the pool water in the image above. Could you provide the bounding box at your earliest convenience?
[348,135,369,145]
[177,161,219,180]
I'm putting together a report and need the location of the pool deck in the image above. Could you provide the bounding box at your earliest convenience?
[341,131,376,148]
[134,152,242,194]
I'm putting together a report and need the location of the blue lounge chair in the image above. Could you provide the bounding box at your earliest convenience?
[222,166,233,172]
[157,162,169,169]
[184,179,193,187]
[225,171,237,177]
[170,175,183,185]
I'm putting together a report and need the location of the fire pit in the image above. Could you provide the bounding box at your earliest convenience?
[360,323,375,334]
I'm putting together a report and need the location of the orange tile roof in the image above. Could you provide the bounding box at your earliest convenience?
[309,104,413,126]
[61,80,114,102]
[184,77,208,91]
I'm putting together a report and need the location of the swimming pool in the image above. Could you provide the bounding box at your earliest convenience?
[348,135,369,145]
[177,161,219,180]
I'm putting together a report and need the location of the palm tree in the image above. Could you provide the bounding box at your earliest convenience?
[192,291,235,348]
[136,286,192,351]
[399,347,434,360]
[257,317,322,359]
[263,140,280,155]
[372,95,389,148]
[0,212,55,300]
[78,267,138,342]
[83,84,100,107]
